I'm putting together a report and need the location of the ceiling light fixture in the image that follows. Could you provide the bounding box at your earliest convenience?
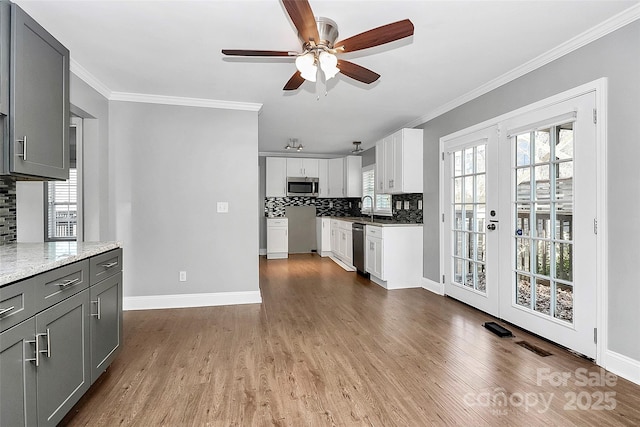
[351,141,363,153]
[285,138,303,151]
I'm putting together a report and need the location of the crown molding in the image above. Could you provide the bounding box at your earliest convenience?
[405,3,640,129]
[70,58,112,99]
[109,92,263,112]
[70,58,262,112]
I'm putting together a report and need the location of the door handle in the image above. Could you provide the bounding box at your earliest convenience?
[16,136,27,160]
[91,298,102,320]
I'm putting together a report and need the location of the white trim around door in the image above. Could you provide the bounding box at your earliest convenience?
[439,78,608,364]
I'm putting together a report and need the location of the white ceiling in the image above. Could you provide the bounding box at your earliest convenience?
[15,0,639,156]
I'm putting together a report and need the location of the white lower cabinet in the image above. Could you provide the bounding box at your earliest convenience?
[316,217,331,257]
[330,219,354,268]
[365,232,383,279]
[267,218,288,259]
[365,225,423,289]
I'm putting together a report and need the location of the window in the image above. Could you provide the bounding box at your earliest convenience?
[45,120,80,241]
[46,169,77,240]
[362,164,392,215]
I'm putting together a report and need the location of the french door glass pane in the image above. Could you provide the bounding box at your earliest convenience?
[512,123,575,323]
[534,129,551,163]
[451,143,487,294]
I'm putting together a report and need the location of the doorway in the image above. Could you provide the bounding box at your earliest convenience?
[442,88,601,359]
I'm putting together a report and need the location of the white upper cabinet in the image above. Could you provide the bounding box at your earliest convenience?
[344,155,362,198]
[317,158,329,198]
[286,158,319,178]
[327,157,344,198]
[376,128,423,194]
[266,157,287,197]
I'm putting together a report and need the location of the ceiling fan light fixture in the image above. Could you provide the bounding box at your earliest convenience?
[319,51,339,80]
[295,52,317,82]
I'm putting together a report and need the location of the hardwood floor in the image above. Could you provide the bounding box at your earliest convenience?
[62,254,640,426]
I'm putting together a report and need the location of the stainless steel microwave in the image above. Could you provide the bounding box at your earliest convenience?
[286,177,319,197]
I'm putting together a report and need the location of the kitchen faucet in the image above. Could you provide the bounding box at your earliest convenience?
[361,195,374,223]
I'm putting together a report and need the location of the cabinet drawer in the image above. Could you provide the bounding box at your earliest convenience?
[267,218,288,227]
[90,248,123,285]
[37,260,89,310]
[366,226,383,238]
[0,276,37,333]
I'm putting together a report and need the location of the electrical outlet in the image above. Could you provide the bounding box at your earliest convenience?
[179,271,187,282]
[418,200,423,209]
[396,201,402,210]
[404,201,410,210]
[329,201,333,208]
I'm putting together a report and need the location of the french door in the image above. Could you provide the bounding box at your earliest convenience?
[443,91,598,359]
[443,126,499,317]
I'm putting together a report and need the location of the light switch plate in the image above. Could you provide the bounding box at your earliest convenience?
[396,201,402,210]
[418,200,423,210]
[217,202,229,213]
[404,201,410,210]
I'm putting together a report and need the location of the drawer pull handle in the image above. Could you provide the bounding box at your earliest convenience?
[91,298,101,320]
[0,306,15,316]
[37,329,51,358]
[101,261,118,269]
[57,278,80,288]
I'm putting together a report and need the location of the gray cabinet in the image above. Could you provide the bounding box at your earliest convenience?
[0,247,122,426]
[1,2,69,180]
[35,289,90,427]
[0,317,38,427]
[90,271,122,382]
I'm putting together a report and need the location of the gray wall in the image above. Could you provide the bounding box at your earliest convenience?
[418,22,640,361]
[109,101,259,297]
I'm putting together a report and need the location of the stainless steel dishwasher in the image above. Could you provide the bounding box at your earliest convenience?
[352,222,369,277]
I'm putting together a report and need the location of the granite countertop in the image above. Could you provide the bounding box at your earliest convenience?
[0,241,121,286]
[323,216,423,228]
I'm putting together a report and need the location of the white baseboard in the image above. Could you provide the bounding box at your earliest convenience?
[603,349,640,385]
[329,256,356,271]
[259,248,267,256]
[422,277,444,295]
[123,291,262,311]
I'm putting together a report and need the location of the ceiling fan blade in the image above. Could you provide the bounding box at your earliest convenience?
[283,71,305,91]
[222,49,296,57]
[282,0,319,43]
[337,60,380,84]
[334,19,414,53]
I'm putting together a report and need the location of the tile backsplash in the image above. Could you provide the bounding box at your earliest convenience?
[265,196,361,218]
[0,177,17,244]
[265,193,423,223]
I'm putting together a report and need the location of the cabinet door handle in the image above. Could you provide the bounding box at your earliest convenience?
[16,136,27,161]
[0,306,15,316]
[101,261,118,269]
[26,337,39,366]
[91,298,101,320]
[37,328,51,358]
[57,278,80,288]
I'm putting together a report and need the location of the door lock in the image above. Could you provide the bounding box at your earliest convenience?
[487,224,496,231]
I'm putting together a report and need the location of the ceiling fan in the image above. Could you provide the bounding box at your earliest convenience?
[222,0,414,91]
